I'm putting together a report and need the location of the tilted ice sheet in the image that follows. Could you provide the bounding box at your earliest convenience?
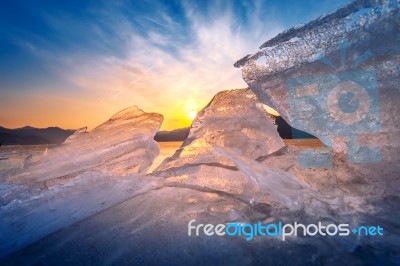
[7,106,163,184]
[235,0,400,131]
[235,0,400,187]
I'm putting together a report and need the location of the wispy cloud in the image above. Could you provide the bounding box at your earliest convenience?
[48,1,283,129]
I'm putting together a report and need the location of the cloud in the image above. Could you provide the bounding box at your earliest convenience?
[0,0,349,129]
[42,1,284,129]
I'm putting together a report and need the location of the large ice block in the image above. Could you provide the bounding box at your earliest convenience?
[154,89,295,207]
[8,106,163,184]
[235,0,400,184]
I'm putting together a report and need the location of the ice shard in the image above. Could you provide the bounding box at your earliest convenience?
[156,88,284,172]
[8,106,163,184]
[235,0,400,184]
[153,89,294,207]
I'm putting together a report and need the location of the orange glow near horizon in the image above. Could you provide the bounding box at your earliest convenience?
[0,89,210,131]
[0,90,279,131]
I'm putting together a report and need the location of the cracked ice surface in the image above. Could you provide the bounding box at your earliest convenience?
[7,106,163,185]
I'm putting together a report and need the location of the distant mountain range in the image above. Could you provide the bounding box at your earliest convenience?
[0,116,315,145]
[0,126,75,145]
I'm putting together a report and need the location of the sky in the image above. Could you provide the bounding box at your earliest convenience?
[0,0,350,130]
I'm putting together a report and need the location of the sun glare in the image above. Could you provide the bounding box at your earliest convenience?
[188,111,197,120]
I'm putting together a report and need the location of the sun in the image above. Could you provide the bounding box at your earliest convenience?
[188,111,197,120]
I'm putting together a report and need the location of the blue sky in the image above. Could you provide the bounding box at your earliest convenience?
[0,0,350,129]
